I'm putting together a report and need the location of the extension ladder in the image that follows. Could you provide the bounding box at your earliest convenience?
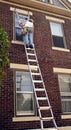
[25,45,58,130]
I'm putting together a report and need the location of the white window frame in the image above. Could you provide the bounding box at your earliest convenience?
[10,7,33,43]
[58,74,71,114]
[50,21,67,49]
[14,70,35,116]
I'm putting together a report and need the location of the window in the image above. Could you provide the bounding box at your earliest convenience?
[36,0,67,8]
[50,22,66,48]
[37,0,53,3]
[15,71,35,116]
[58,74,71,113]
[42,0,49,2]
[37,0,66,7]
[14,13,28,41]
[50,0,67,8]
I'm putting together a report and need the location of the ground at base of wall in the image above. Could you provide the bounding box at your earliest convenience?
[1,126,71,130]
[18,126,71,130]
[29,126,71,130]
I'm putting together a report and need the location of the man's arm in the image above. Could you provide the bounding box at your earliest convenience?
[19,20,26,28]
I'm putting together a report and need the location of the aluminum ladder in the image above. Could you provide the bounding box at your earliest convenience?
[25,45,58,130]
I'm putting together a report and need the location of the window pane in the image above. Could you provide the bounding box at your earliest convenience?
[15,14,23,41]
[15,14,28,41]
[58,74,71,92]
[16,93,34,115]
[62,96,71,99]
[42,0,49,2]
[62,101,71,113]
[37,0,49,2]
[53,35,64,48]
[52,0,66,8]
[50,22,63,36]
[16,27,23,41]
[16,71,33,91]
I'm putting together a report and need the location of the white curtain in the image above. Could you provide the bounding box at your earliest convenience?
[58,74,71,92]
[50,22,63,36]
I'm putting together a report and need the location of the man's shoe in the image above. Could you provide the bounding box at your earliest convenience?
[30,44,33,48]
[26,44,29,48]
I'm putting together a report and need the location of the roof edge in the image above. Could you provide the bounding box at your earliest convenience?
[0,0,71,18]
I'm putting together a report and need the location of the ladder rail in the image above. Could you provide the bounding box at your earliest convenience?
[25,45,58,130]
[25,47,42,120]
[30,46,57,128]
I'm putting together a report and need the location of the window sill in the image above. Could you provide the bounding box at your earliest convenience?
[10,63,38,71]
[59,126,71,130]
[52,47,70,52]
[61,114,71,119]
[11,40,23,45]
[12,116,40,122]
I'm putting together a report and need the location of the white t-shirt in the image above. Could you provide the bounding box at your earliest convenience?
[24,20,33,28]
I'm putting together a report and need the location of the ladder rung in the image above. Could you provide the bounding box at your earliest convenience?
[33,80,43,83]
[37,97,47,100]
[28,59,37,62]
[26,48,34,50]
[34,88,45,91]
[39,106,51,110]
[42,117,53,121]
[31,72,40,75]
[27,53,35,56]
[43,128,57,130]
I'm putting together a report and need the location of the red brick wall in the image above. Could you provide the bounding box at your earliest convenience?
[0,2,71,130]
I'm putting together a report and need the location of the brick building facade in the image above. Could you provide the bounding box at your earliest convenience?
[0,0,71,130]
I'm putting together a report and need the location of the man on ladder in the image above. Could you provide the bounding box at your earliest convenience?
[19,17,34,48]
